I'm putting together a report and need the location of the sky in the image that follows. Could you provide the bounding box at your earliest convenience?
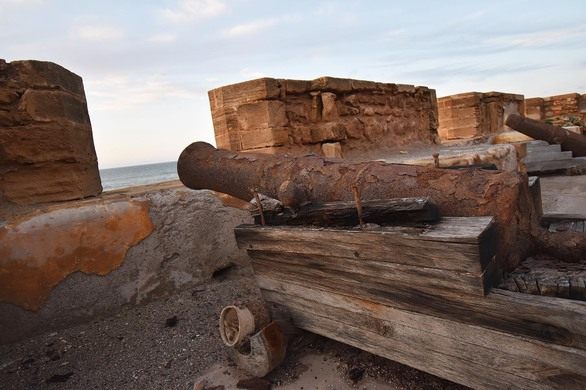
[1,0,585,168]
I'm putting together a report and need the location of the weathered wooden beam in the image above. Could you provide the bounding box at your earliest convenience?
[258,278,586,389]
[252,266,586,350]
[506,114,586,157]
[249,251,495,296]
[236,217,496,274]
[254,197,439,226]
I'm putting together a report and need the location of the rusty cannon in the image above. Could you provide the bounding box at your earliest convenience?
[177,142,525,214]
[178,142,540,268]
[506,114,586,157]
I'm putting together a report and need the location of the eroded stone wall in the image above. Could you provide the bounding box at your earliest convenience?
[209,77,439,158]
[0,59,101,207]
[438,92,525,141]
[0,183,252,344]
[525,93,586,128]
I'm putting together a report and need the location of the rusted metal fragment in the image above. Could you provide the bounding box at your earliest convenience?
[506,114,586,157]
[233,321,287,377]
[0,199,154,310]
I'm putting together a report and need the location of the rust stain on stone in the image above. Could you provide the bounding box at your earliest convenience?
[0,199,154,311]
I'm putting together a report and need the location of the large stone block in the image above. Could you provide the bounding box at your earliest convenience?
[0,59,101,207]
[236,100,288,132]
[438,91,525,141]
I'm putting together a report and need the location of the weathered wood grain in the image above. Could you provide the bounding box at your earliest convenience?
[501,257,586,301]
[255,197,440,226]
[236,216,495,273]
[259,279,586,389]
[251,264,586,350]
[249,250,494,296]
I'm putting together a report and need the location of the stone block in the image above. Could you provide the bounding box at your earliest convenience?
[2,162,102,205]
[237,100,287,131]
[0,124,95,164]
[322,142,343,159]
[310,123,346,143]
[239,127,289,150]
[283,79,312,95]
[321,92,338,121]
[19,90,89,124]
[311,77,353,93]
[0,60,101,207]
[209,78,281,108]
[7,60,85,96]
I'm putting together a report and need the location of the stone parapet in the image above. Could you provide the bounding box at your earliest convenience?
[525,93,586,129]
[208,77,439,157]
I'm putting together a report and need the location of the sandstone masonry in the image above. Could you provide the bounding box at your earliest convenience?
[208,77,439,157]
[0,59,102,206]
[525,92,586,128]
[437,92,525,141]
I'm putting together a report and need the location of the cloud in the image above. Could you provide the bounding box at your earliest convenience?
[148,33,177,43]
[484,25,586,48]
[222,18,280,37]
[0,0,42,6]
[72,25,124,42]
[162,0,226,23]
[86,74,199,111]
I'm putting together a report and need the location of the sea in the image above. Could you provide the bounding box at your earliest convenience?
[100,161,179,191]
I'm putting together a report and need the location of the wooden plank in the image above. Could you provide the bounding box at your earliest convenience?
[236,217,495,273]
[259,280,586,389]
[526,143,562,153]
[255,197,440,226]
[251,264,586,350]
[249,250,493,296]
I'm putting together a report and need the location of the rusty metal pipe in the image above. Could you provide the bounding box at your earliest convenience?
[506,114,586,157]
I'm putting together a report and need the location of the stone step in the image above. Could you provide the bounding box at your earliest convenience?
[524,151,573,163]
[526,143,562,153]
[526,157,586,175]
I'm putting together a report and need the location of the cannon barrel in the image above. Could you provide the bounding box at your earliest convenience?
[506,114,586,157]
[178,142,523,216]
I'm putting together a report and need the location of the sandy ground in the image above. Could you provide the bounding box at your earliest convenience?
[0,266,466,390]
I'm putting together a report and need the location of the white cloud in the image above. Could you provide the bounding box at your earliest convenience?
[223,18,279,37]
[72,25,124,42]
[148,33,177,43]
[0,0,43,13]
[485,25,586,48]
[0,0,43,6]
[162,0,226,23]
[86,74,198,111]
